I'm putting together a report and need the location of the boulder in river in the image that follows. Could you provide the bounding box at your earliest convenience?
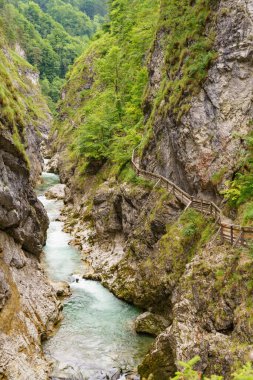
[46,184,66,200]
[51,281,71,297]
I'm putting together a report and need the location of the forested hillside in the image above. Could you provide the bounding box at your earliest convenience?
[0,0,107,107]
[53,0,161,174]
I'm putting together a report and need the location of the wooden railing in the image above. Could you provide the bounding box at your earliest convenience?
[131,148,253,247]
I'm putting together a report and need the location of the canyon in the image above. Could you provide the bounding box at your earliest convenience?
[1,0,253,379]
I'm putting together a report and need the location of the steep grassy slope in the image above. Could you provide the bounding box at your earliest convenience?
[0,24,50,173]
[52,0,160,175]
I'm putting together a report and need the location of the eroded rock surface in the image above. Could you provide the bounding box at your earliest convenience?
[142,0,253,199]
[0,43,60,379]
[0,232,62,380]
[134,312,170,337]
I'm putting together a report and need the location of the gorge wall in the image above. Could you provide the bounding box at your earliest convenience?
[50,0,253,378]
[0,35,61,379]
[141,0,253,200]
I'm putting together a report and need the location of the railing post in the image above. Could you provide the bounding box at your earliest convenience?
[241,227,245,246]
[220,224,224,243]
[201,199,203,213]
[230,225,234,245]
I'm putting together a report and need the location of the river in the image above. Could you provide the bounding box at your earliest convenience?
[37,172,153,380]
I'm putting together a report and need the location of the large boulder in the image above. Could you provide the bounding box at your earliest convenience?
[50,281,71,298]
[46,184,66,200]
[135,312,170,336]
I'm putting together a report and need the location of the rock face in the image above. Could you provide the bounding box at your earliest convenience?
[43,154,59,174]
[142,0,253,199]
[0,232,62,380]
[0,40,60,379]
[0,133,49,256]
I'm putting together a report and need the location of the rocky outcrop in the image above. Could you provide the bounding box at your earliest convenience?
[139,244,253,379]
[0,41,60,379]
[142,0,253,199]
[50,281,71,298]
[45,184,66,200]
[0,133,49,256]
[134,312,170,337]
[0,232,62,380]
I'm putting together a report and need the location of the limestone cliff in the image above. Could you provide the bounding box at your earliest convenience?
[142,0,253,199]
[0,39,60,379]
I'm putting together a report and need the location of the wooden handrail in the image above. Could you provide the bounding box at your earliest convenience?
[131,147,253,246]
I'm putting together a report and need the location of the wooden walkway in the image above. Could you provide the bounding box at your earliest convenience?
[131,148,253,247]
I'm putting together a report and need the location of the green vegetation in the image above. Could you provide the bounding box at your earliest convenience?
[0,17,50,167]
[223,132,253,207]
[211,167,228,186]
[222,132,253,224]
[53,0,160,174]
[170,356,253,379]
[146,0,217,124]
[54,0,217,180]
[0,0,107,108]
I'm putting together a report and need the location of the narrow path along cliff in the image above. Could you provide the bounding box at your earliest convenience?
[1,0,253,379]
[37,169,153,380]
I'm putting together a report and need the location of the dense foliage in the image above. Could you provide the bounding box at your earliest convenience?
[0,23,50,167]
[170,356,253,380]
[222,131,253,224]
[146,0,217,123]
[54,0,160,174]
[54,0,217,178]
[0,0,107,107]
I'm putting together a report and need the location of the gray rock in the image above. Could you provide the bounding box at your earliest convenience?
[0,134,49,256]
[46,184,66,200]
[44,153,59,174]
[135,312,170,336]
[0,270,11,311]
[141,0,253,200]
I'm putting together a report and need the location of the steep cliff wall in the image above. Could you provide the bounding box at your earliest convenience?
[142,0,253,200]
[0,37,60,380]
[50,0,253,378]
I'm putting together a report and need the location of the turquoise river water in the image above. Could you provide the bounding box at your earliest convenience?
[37,172,153,380]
